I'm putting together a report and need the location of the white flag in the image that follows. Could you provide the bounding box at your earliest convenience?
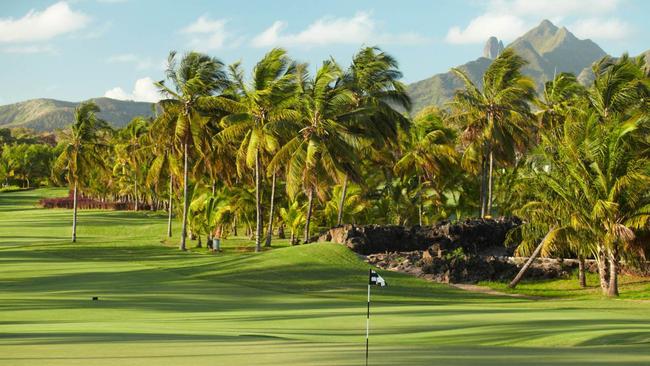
[369,270,386,287]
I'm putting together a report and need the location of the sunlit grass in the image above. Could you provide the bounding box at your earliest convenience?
[1,188,649,365]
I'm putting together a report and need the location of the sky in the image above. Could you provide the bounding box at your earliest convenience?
[1,0,648,105]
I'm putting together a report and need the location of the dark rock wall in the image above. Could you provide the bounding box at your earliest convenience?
[318,217,522,256]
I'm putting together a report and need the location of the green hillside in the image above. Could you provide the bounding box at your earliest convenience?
[0,97,154,131]
[1,189,649,365]
[407,19,606,115]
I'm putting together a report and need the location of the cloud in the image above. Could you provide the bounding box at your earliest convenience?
[0,2,90,43]
[445,0,629,44]
[569,18,632,40]
[107,54,155,70]
[181,15,229,51]
[3,44,56,54]
[446,13,528,44]
[104,77,162,103]
[252,12,428,48]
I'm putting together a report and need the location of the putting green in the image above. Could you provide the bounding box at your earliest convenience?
[1,189,649,365]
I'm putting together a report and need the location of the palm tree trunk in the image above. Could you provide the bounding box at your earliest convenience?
[417,175,423,226]
[597,243,610,294]
[480,153,487,217]
[607,246,619,297]
[290,230,296,245]
[337,175,348,226]
[167,175,173,238]
[486,148,494,217]
[72,181,78,243]
[303,188,314,244]
[134,176,138,211]
[265,171,276,247]
[180,142,189,251]
[509,228,554,288]
[255,149,262,252]
[578,256,586,288]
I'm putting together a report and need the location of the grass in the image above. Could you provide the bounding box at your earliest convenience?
[480,271,650,300]
[1,188,650,365]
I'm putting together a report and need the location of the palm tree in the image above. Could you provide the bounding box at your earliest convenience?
[156,51,231,250]
[216,49,301,252]
[269,60,361,243]
[535,72,585,133]
[146,111,180,238]
[114,117,149,210]
[338,46,411,225]
[53,101,109,242]
[450,48,536,217]
[394,107,457,225]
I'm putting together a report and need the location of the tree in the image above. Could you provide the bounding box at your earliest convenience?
[394,108,457,225]
[146,111,180,238]
[156,51,231,250]
[53,101,109,242]
[339,46,411,225]
[269,60,361,243]
[114,117,149,210]
[216,48,301,252]
[450,48,536,217]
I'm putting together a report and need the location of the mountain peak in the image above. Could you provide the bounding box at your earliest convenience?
[538,19,559,32]
[483,36,505,59]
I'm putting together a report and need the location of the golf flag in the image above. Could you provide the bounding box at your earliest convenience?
[369,269,387,287]
[365,269,386,366]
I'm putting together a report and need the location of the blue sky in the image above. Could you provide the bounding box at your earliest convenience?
[1,0,648,104]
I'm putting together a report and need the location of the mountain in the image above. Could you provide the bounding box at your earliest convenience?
[407,19,607,114]
[0,97,155,132]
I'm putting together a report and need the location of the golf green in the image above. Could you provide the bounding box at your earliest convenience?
[1,189,649,365]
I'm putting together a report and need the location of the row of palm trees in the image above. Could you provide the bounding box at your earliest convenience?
[53,46,649,296]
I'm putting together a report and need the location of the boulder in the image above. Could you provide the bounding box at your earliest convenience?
[318,217,521,255]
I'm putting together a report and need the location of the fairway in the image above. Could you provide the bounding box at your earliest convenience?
[1,189,650,366]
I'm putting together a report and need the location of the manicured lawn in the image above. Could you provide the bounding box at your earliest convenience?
[1,188,649,365]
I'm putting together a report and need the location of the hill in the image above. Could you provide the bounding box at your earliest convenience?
[0,97,154,131]
[407,19,607,114]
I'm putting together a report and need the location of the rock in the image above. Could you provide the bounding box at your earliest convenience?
[483,36,505,59]
[318,217,521,256]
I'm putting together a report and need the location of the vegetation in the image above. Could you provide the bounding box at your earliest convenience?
[0,43,647,298]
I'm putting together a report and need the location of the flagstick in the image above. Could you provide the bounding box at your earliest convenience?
[366,269,371,366]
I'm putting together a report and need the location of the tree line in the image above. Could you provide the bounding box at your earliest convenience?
[17,46,649,297]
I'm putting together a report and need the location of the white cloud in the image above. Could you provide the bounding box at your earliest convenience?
[252,12,428,48]
[104,77,162,103]
[0,2,90,43]
[3,44,56,54]
[445,0,629,44]
[107,53,155,70]
[181,15,229,51]
[570,18,632,40]
[446,13,528,44]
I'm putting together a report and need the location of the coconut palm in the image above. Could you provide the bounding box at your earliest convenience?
[535,72,586,133]
[269,60,361,242]
[114,117,149,210]
[156,51,231,250]
[216,49,301,252]
[146,111,180,237]
[450,48,536,217]
[337,46,411,225]
[53,101,109,242]
[394,107,457,225]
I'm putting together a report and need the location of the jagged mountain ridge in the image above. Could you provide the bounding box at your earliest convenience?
[407,19,607,114]
[0,97,154,132]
